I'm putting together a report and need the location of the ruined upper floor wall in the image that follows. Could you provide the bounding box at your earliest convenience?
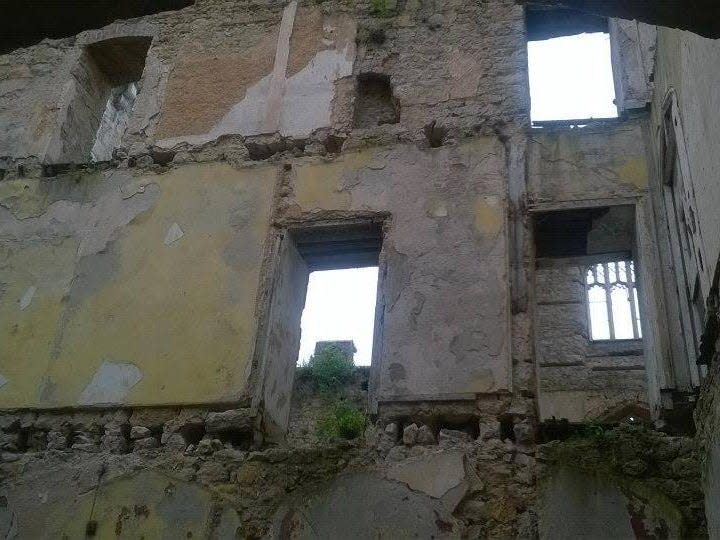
[650,28,720,300]
[527,119,650,206]
[0,0,530,165]
[0,163,275,409]
[0,138,513,413]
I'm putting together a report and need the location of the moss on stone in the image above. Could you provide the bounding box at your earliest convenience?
[538,423,706,537]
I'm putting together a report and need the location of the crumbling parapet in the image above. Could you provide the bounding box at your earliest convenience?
[0,397,540,538]
[537,423,706,538]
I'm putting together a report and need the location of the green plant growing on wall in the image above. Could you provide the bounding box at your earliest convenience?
[298,344,355,392]
[371,0,391,18]
[572,422,606,441]
[318,404,367,440]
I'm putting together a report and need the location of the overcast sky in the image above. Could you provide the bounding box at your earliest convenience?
[528,32,618,121]
[297,267,379,366]
[297,34,618,367]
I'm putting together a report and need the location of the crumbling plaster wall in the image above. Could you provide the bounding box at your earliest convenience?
[0,162,275,408]
[527,121,665,421]
[0,0,530,167]
[649,27,720,538]
[275,139,512,405]
[0,138,515,415]
[534,207,648,423]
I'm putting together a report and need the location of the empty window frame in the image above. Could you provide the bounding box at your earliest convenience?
[586,260,642,341]
[525,8,618,123]
[58,36,151,163]
[259,220,385,440]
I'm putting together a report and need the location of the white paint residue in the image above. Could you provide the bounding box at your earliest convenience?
[164,222,184,245]
[279,46,354,137]
[263,0,298,132]
[0,373,8,389]
[78,361,143,405]
[19,286,36,310]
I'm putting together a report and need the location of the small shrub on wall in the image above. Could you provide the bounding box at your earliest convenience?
[318,405,367,440]
[297,344,355,392]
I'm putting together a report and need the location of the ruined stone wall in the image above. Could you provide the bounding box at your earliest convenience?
[527,121,664,421]
[648,27,720,536]
[537,424,706,538]
[0,0,693,535]
[0,0,529,168]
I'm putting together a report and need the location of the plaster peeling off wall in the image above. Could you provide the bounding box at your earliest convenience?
[282,140,511,401]
[610,19,657,112]
[156,4,355,148]
[78,361,143,405]
[0,163,275,409]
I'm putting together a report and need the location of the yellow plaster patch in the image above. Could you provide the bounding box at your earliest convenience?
[474,195,503,237]
[0,162,275,408]
[0,238,79,405]
[48,163,275,407]
[293,152,373,210]
[614,156,649,189]
[0,178,49,218]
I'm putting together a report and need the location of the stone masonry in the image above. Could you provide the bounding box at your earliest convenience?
[1,0,720,537]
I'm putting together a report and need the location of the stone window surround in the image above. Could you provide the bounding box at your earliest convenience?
[44,23,157,164]
[253,216,388,441]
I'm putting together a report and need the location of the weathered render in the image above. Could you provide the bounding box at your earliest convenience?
[648,25,720,539]
[0,0,718,537]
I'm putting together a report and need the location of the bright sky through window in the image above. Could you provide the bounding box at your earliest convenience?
[298,267,379,366]
[527,32,618,122]
[586,261,642,341]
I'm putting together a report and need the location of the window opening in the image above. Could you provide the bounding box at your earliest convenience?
[297,266,379,367]
[91,82,139,161]
[586,260,642,340]
[259,220,384,440]
[527,32,618,123]
[57,36,151,163]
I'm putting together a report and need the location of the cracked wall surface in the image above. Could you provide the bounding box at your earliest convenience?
[0,163,274,408]
[2,0,718,537]
[649,25,720,538]
[278,140,512,403]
